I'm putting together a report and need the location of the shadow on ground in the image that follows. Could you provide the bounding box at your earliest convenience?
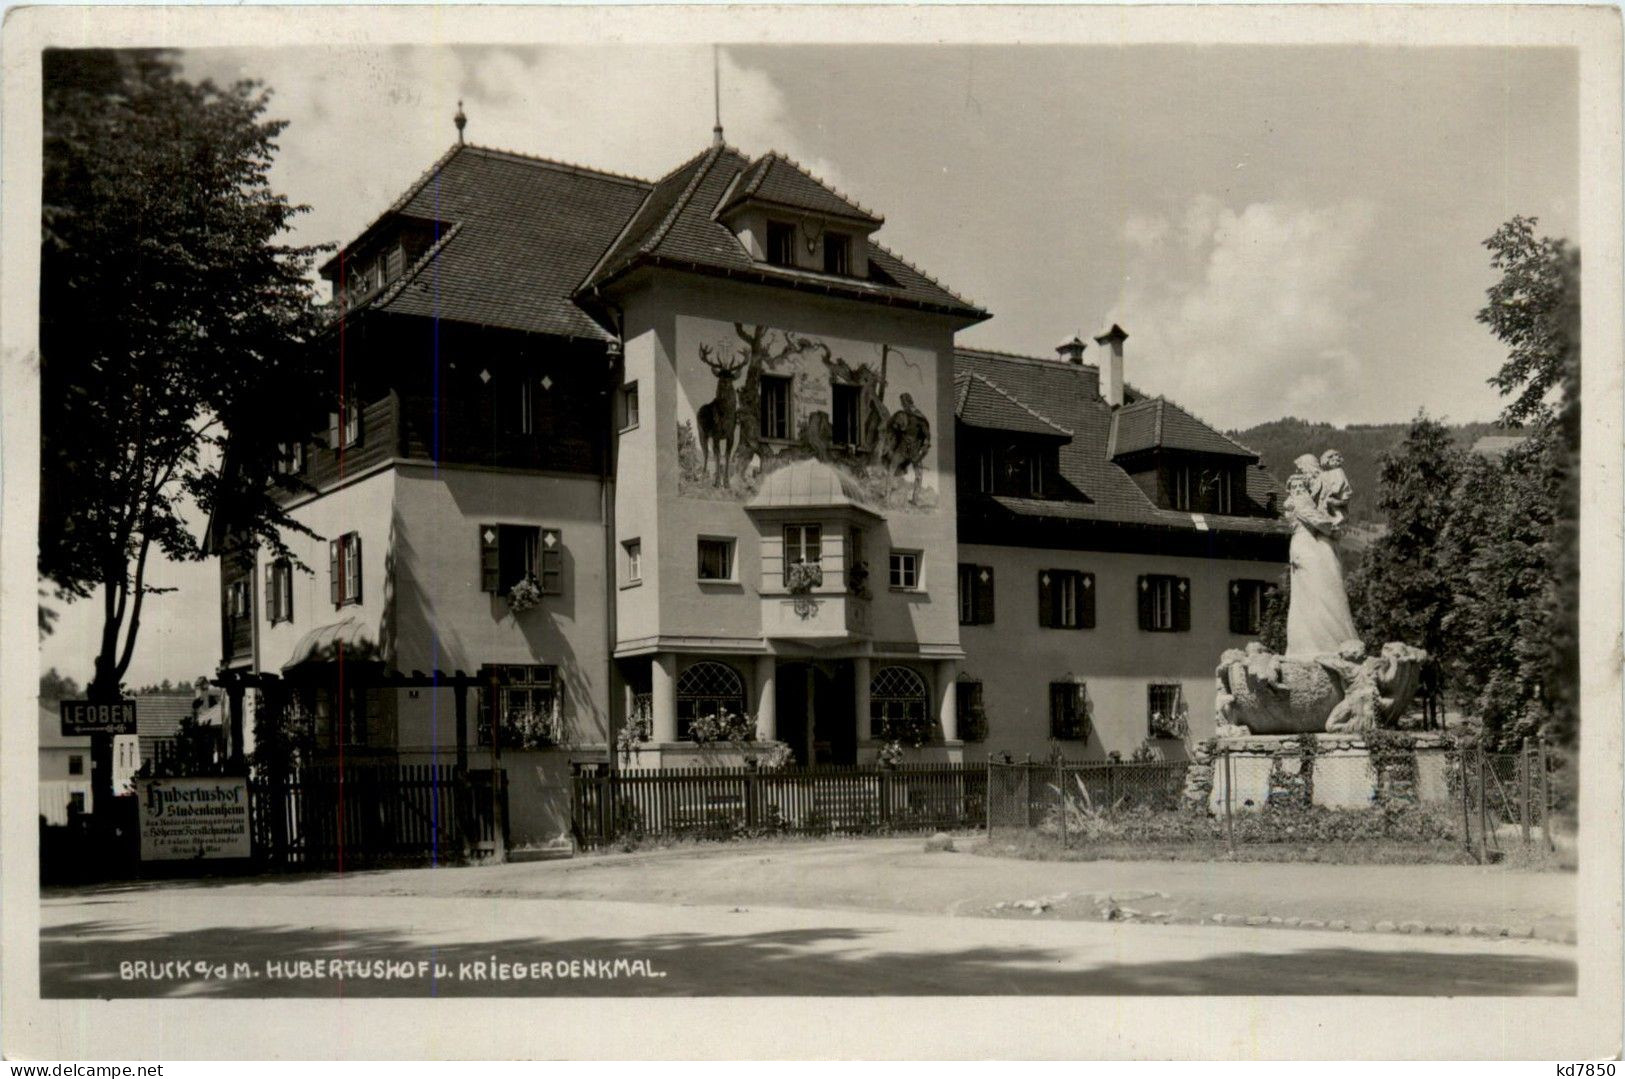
[41,918,1576,998]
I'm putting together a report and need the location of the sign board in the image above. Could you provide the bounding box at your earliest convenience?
[137,777,252,861]
[59,699,137,736]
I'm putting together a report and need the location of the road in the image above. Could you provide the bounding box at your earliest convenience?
[40,838,1576,997]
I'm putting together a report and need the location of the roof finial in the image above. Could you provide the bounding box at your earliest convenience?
[454,100,467,144]
[711,45,724,146]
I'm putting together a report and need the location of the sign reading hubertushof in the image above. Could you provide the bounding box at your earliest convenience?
[137,777,252,861]
[59,699,137,736]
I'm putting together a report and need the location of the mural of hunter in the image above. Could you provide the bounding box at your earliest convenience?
[675,320,938,511]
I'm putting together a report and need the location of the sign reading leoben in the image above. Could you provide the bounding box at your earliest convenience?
[137,777,252,861]
[59,699,137,736]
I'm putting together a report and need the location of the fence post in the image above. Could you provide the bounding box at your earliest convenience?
[1056,759,1068,848]
[1107,763,1118,808]
[1222,748,1235,854]
[1459,746,1476,861]
[1519,740,1532,846]
[1476,746,1490,863]
[1538,739,1555,852]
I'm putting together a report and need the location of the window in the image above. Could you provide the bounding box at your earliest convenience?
[957,680,987,742]
[68,791,85,815]
[479,525,562,595]
[517,376,535,435]
[1229,579,1271,635]
[68,754,84,776]
[329,392,362,450]
[1148,683,1184,736]
[1138,574,1191,632]
[324,682,367,746]
[760,375,792,440]
[329,532,362,607]
[478,664,559,747]
[266,560,294,625]
[1037,569,1095,629]
[888,550,920,590]
[766,220,797,267]
[1216,469,1235,515]
[976,441,1047,497]
[697,537,734,581]
[676,661,746,741]
[823,232,851,275]
[1170,463,1194,511]
[227,577,251,620]
[619,381,640,430]
[783,524,822,568]
[831,382,861,447]
[623,539,642,585]
[1049,681,1090,741]
[385,244,405,282]
[274,440,304,475]
[958,563,995,625]
[870,666,931,742]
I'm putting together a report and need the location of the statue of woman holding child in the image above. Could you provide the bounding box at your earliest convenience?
[1282,450,1359,657]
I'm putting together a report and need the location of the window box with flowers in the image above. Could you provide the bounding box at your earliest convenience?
[507,574,544,615]
[1148,684,1190,740]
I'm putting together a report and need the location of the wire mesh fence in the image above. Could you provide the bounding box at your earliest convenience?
[986,739,1557,863]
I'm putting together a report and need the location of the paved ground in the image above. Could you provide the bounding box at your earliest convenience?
[40,838,1576,997]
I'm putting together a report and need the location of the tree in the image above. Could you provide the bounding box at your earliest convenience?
[39,668,82,703]
[1344,412,1464,717]
[1478,216,1579,428]
[40,50,331,701]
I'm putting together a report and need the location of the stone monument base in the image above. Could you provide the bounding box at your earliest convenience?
[1194,732,1455,815]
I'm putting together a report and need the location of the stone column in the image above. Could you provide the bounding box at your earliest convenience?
[754,655,777,741]
[852,656,872,740]
[936,659,959,742]
[651,653,678,743]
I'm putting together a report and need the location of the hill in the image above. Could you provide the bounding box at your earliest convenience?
[1229,417,1512,526]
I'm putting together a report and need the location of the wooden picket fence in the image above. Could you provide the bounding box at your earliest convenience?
[572,763,986,849]
[251,763,508,868]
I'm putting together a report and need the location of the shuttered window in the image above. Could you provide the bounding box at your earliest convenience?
[478,524,564,597]
[329,533,362,608]
[1229,579,1271,635]
[1049,681,1090,741]
[1138,574,1190,632]
[958,563,996,625]
[265,560,293,625]
[1037,569,1094,629]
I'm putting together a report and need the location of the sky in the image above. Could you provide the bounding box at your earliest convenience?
[39,42,1578,689]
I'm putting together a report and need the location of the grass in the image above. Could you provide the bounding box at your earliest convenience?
[978,834,1482,865]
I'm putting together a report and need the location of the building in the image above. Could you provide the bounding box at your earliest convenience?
[952,334,1288,760]
[38,704,93,825]
[214,128,1286,842]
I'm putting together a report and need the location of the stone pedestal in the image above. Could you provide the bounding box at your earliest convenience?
[1201,732,1454,814]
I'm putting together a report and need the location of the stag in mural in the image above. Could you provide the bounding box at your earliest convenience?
[696,344,747,486]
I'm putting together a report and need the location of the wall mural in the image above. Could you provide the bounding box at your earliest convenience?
[674,319,938,512]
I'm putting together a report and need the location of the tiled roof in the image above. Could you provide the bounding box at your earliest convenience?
[715,152,884,226]
[1113,397,1260,459]
[578,145,985,321]
[135,693,194,762]
[344,144,655,341]
[954,349,1288,537]
[954,372,1073,438]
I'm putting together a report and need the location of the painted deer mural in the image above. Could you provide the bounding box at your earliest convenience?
[696,344,748,486]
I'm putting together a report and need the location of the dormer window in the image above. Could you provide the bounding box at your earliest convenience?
[766,220,797,267]
[823,233,851,276]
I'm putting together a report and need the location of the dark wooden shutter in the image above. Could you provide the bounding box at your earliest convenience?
[1174,576,1191,631]
[540,528,563,595]
[1228,580,1244,634]
[479,525,500,593]
[350,534,363,605]
[1037,571,1055,628]
[282,565,293,623]
[329,540,340,606]
[1079,572,1096,628]
[976,565,995,625]
[265,571,276,620]
[1136,576,1152,630]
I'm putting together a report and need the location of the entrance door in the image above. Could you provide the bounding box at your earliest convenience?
[774,661,857,767]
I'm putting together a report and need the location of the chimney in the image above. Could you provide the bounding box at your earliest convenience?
[1055,335,1088,365]
[1094,323,1128,408]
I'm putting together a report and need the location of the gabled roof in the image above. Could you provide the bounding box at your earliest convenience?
[954,348,1287,537]
[135,693,194,762]
[1113,397,1261,460]
[954,371,1073,438]
[715,152,884,226]
[333,144,655,341]
[577,145,985,322]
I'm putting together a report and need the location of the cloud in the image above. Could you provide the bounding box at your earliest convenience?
[180,45,849,270]
[1105,195,1378,429]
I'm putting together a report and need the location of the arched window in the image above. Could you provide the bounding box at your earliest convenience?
[870,665,932,743]
[676,661,746,741]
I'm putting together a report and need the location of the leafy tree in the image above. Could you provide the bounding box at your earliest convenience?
[1344,412,1463,717]
[39,668,82,703]
[40,50,330,701]
[1478,216,1579,428]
